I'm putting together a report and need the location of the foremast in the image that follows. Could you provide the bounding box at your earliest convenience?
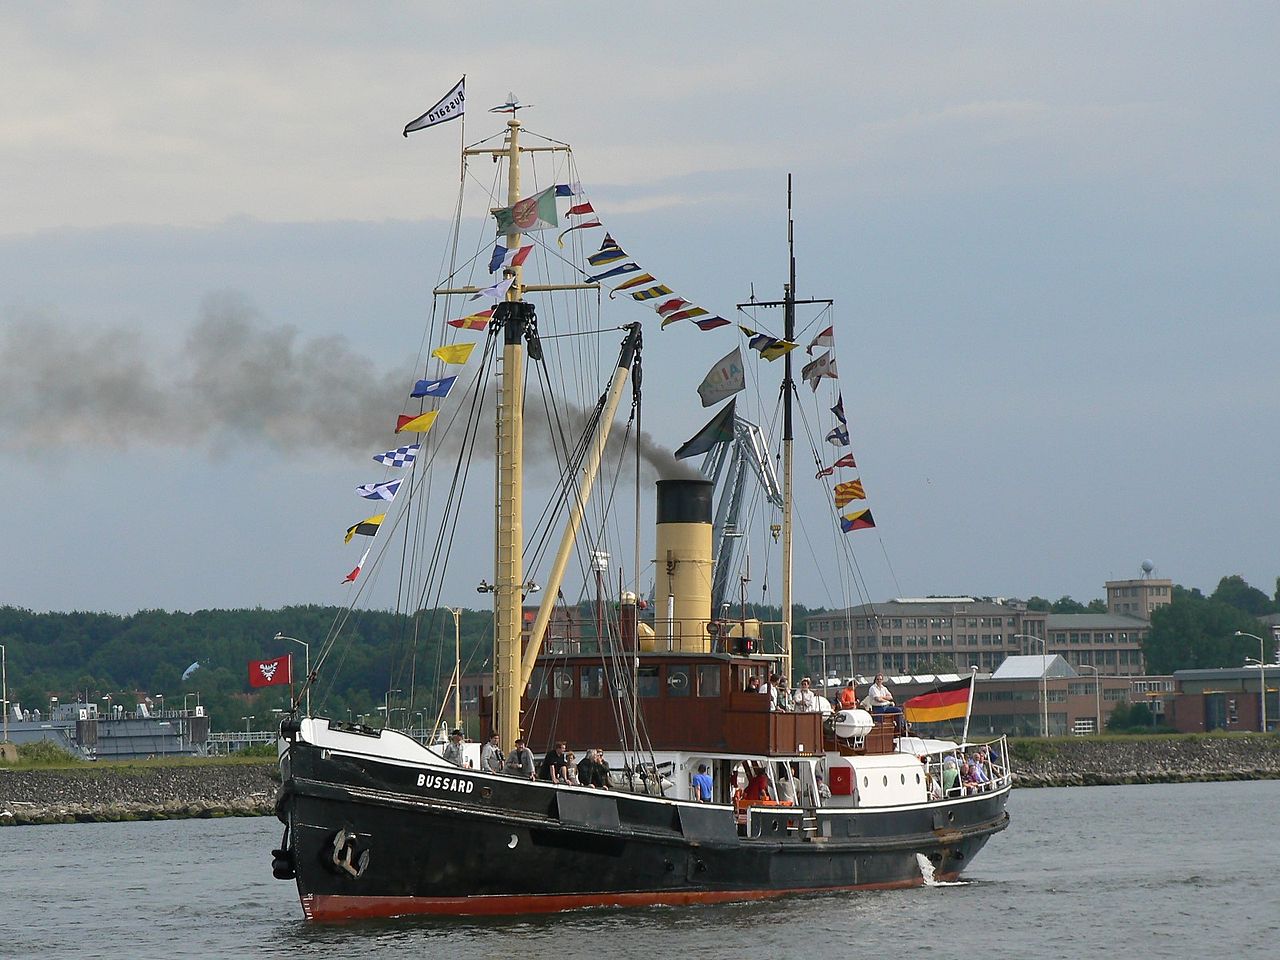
[454,116,619,750]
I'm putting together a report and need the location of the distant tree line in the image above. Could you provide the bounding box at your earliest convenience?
[1,578,1273,729]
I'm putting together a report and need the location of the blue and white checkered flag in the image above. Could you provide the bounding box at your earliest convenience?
[372,444,419,468]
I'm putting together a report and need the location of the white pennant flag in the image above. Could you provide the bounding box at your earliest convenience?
[470,276,514,301]
[403,77,465,136]
[801,351,838,391]
[697,347,746,408]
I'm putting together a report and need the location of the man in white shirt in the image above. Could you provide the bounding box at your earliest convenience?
[867,672,905,732]
[792,677,818,712]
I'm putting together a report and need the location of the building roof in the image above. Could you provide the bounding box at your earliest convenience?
[1173,666,1277,681]
[822,599,1015,617]
[1044,613,1149,629]
[991,654,1076,680]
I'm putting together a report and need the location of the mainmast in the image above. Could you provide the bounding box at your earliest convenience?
[781,179,796,684]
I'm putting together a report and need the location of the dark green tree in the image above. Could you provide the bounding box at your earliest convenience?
[1211,575,1274,616]
[1142,589,1267,673]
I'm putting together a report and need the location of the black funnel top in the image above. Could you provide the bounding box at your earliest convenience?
[656,478,714,525]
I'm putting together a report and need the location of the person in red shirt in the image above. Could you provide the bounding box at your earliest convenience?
[838,679,859,710]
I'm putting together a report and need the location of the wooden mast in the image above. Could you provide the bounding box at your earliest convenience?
[444,111,599,749]
[736,177,832,685]
[494,117,526,753]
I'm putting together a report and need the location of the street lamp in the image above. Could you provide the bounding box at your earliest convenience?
[241,715,254,735]
[1236,631,1268,733]
[793,635,826,694]
[384,689,402,729]
[0,643,7,745]
[1079,664,1102,734]
[1013,634,1049,737]
[275,633,310,716]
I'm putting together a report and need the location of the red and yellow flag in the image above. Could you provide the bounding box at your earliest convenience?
[903,678,972,724]
[448,308,493,331]
[834,479,866,508]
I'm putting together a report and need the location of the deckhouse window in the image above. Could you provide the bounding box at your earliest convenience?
[697,664,721,697]
[638,665,660,698]
[580,666,605,698]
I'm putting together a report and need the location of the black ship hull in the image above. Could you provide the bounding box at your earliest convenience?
[276,733,1010,921]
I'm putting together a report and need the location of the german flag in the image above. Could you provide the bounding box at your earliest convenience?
[904,678,972,724]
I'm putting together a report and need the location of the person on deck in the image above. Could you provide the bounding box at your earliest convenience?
[692,763,713,802]
[539,741,570,783]
[816,774,832,801]
[578,747,611,789]
[941,757,960,796]
[777,763,799,805]
[759,673,776,708]
[839,679,859,710]
[480,733,504,775]
[743,765,772,804]
[792,678,818,712]
[442,728,466,767]
[776,676,793,712]
[866,672,905,732]
[504,737,536,779]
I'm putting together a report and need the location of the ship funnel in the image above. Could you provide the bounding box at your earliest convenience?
[654,478,714,652]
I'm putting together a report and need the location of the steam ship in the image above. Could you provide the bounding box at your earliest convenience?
[271,85,1011,921]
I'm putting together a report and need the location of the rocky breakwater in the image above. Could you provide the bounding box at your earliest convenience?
[1013,734,1280,787]
[0,761,279,826]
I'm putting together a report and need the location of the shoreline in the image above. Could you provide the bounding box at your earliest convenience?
[3,735,1278,826]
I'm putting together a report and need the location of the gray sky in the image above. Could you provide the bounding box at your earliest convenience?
[2,2,1278,615]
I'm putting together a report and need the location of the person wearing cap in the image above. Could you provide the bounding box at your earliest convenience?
[792,677,818,712]
[442,728,466,767]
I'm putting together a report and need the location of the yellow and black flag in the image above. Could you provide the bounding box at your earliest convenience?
[344,514,385,544]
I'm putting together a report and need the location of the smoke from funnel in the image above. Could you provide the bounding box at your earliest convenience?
[0,292,696,479]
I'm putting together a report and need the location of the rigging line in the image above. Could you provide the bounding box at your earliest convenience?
[792,301,835,353]
[520,350,593,567]
[796,403,874,613]
[404,352,496,721]
[535,325,631,340]
[409,331,499,620]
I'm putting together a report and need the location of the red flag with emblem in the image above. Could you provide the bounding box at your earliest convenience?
[248,655,291,688]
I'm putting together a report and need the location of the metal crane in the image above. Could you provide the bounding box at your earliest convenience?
[699,414,783,614]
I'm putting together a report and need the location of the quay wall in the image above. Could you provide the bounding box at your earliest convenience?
[0,762,278,826]
[2,736,1279,825]
[1011,734,1280,787]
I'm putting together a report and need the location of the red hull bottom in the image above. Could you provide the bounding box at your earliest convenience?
[299,875,963,922]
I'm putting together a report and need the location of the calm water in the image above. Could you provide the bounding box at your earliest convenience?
[3,781,1277,958]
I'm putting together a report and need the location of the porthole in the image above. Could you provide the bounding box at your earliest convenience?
[882,775,888,787]
[900,774,906,785]
[863,776,869,788]
[915,773,921,784]
[771,819,780,833]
